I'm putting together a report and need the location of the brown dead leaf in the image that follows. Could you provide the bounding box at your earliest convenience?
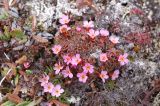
[7,93,23,104]
[13,85,21,95]
[15,55,27,64]
[50,99,69,106]
[32,35,49,43]
[18,70,29,81]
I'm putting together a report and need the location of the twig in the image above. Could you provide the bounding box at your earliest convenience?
[0,52,12,86]
[0,68,12,86]
[4,52,10,60]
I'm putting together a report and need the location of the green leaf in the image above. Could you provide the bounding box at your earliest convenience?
[4,26,10,38]
[26,70,33,75]
[10,29,25,40]
[105,80,116,90]
[1,67,9,77]
[26,97,42,106]
[0,10,9,20]
[0,34,10,41]
[45,66,53,73]
[0,26,11,41]
[14,74,19,86]
[16,101,31,106]
[1,101,16,106]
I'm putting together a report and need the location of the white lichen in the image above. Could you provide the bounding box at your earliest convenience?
[55,0,83,19]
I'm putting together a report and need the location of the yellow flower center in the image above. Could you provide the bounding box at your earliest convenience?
[57,65,61,69]
[56,90,59,94]
[55,48,60,52]
[100,74,105,78]
[86,66,90,70]
[81,75,85,79]
[120,57,125,62]
[64,19,68,23]
[48,86,51,90]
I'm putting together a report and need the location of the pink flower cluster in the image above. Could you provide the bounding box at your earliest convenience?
[53,52,95,83]
[52,43,129,83]
[98,52,129,82]
[83,21,110,39]
[59,15,71,33]
[53,54,82,75]
[99,70,120,82]
[99,52,129,65]
[58,15,120,44]
[76,63,95,83]
[51,15,130,85]
[39,75,64,97]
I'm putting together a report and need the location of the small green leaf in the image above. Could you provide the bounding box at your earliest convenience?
[1,67,9,77]
[10,29,25,39]
[26,70,33,75]
[106,80,116,90]
[14,74,19,85]
[0,10,9,20]
[1,101,16,106]
[4,26,10,38]
[0,26,11,41]
[16,101,31,106]
[26,97,42,106]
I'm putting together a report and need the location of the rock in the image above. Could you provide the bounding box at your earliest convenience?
[3,42,9,47]
[10,39,17,45]
[42,32,53,37]
[9,7,19,18]
[13,45,24,51]
[25,39,34,46]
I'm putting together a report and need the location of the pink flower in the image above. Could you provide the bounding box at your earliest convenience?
[43,82,54,93]
[76,26,81,31]
[52,45,62,55]
[100,29,109,36]
[100,53,108,62]
[59,25,71,33]
[77,72,88,83]
[87,29,99,39]
[83,21,94,28]
[54,62,63,74]
[82,63,94,74]
[111,70,120,80]
[39,75,49,86]
[109,36,120,44]
[59,15,70,24]
[23,62,30,69]
[118,53,129,66]
[63,55,72,65]
[62,66,73,78]
[51,84,64,97]
[71,54,81,66]
[99,71,109,83]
